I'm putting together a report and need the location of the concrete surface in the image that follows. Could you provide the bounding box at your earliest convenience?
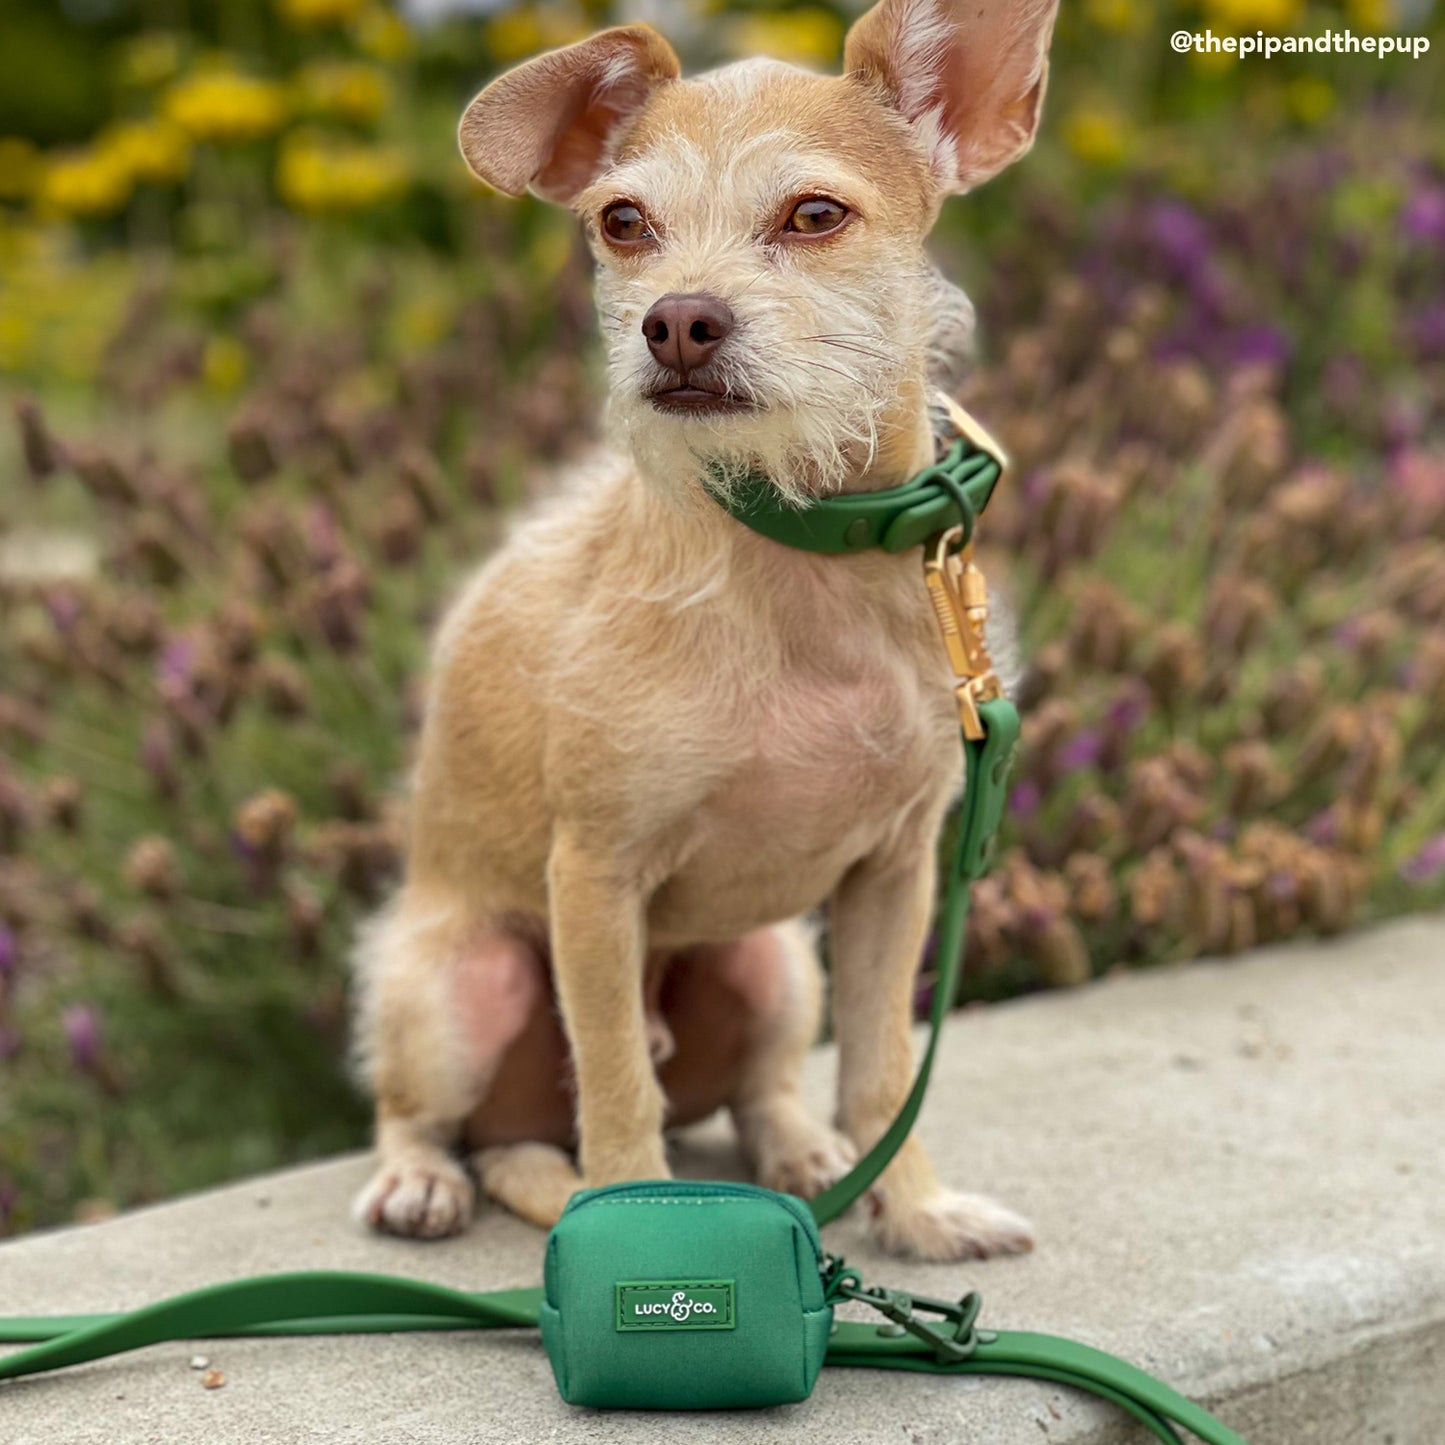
[2,914,1443,1444]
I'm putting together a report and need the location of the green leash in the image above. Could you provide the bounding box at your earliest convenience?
[0,1272,1244,1444]
[0,410,1250,1444]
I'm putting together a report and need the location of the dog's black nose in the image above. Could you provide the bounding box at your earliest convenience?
[641,293,734,375]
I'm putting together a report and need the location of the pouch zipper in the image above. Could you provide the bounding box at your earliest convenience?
[563,1178,824,1261]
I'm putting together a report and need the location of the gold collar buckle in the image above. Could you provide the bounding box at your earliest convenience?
[923,526,1003,742]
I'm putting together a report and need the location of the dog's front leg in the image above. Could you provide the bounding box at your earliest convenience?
[548,828,669,1185]
[830,833,1033,1262]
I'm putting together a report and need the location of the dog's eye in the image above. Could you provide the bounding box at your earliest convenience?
[602,202,653,244]
[785,197,850,236]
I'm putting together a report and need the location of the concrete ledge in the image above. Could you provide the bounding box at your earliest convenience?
[3,915,1443,1444]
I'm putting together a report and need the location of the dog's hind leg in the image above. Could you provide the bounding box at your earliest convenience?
[473,1142,581,1228]
[351,894,541,1238]
[727,918,857,1200]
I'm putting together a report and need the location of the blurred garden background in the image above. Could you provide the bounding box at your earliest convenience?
[1,0,1443,1238]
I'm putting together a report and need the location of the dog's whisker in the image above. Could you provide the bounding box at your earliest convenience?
[797,340,891,363]
[796,360,870,388]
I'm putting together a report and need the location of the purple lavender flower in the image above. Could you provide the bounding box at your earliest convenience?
[0,1024,19,1061]
[1149,200,1212,276]
[1408,300,1445,361]
[1382,398,1424,452]
[43,589,83,636]
[1266,871,1298,903]
[230,828,264,892]
[1334,617,1365,650]
[155,636,197,700]
[1400,834,1445,885]
[1008,778,1042,819]
[1023,470,1051,505]
[62,1004,102,1073]
[1057,728,1104,772]
[1401,184,1445,246]
[1106,681,1151,737]
[1231,326,1292,369]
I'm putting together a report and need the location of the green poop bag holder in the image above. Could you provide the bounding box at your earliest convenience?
[0,402,1252,1444]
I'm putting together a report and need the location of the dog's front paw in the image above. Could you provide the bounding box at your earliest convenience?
[752,1118,858,1200]
[353,1156,475,1239]
[870,1188,1033,1262]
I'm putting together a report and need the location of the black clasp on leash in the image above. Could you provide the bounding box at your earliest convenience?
[822,1256,990,1363]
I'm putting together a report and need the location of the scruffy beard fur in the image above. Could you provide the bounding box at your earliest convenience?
[602,258,975,510]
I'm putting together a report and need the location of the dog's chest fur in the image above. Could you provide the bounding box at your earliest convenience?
[623,523,962,942]
[647,658,958,941]
[421,463,963,944]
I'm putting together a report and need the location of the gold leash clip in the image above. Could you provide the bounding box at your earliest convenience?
[923,527,1002,742]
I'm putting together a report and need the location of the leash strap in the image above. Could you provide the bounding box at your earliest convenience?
[0,1274,1246,1443]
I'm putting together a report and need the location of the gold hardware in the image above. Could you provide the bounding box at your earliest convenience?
[932,391,1012,484]
[923,526,1003,741]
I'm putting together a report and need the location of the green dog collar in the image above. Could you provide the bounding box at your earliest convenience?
[712,396,1009,555]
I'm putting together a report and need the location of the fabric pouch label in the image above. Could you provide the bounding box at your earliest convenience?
[615,1280,736,1332]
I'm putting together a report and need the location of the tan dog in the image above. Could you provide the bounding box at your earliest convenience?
[352,0,1058,1261]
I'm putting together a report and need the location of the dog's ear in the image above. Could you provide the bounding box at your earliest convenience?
[458,25,680,204]
[844,0,1059,195]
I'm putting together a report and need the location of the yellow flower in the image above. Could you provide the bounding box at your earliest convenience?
[1201,0,1304,30]
[354,7,415,62]
[275,0,368,27]
[118,32,183,89]
[203,336,248,393]
[0,139,42,201]
[164,71,288,144]
[487,5,592,64]
[394,296,451,351]
[0,312,34,373]
[1084,0,1143,34]
[1061,106,1128,166]
[725,8,845,67]
[277,133,409,214]
[37,147,134,219]
[101,120,192,187]
[293,61,390,125]
[1286,75,1336,124]
[1347,0,1394,28]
